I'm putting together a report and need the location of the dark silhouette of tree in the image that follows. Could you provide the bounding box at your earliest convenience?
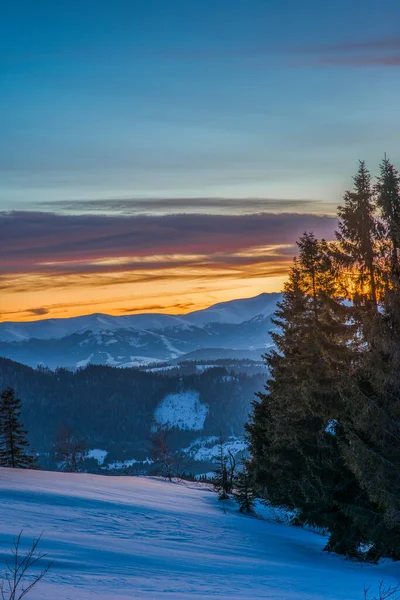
[214,437,231,500]
[247,159,400,560]
[233,463,256,514]
[336,160,380,308]
[0,388,37,469]
[247,231,371,558]
[376,156,400,281]
[150,425,176,481]
[53,426,87,472]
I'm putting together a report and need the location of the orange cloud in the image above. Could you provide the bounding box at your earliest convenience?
[0,211,336,321]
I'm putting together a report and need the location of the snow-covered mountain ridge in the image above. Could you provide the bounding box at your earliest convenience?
[0,292,281,341]
[0,293,282,369]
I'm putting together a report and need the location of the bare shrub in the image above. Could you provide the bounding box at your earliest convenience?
[53,425,87,472]
[1,532,52,600]
[364,581,400,600]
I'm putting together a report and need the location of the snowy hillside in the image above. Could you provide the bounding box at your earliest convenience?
[184,293,282,326]
[1,468,398,600]
[154,391,209,431]
[0,293,281,369]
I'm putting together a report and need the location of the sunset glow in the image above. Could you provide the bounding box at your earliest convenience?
[1,1,399,321]
[1,212,335,320]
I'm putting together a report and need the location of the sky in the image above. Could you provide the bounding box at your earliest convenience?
[1,0,400,321]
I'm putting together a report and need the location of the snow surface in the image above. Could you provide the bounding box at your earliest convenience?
[149,332,185,357]
[154,391,208,431]
[107,457,153,470]
[183,436,247,462]
[185,292,281,326]
[76,354,94,368]
[0,468,398,600]
[87,448,108,465]
[195,364,218,373]
[144,365,177,373]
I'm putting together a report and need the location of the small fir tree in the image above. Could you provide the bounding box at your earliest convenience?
[214,437,231,500]
[0,387,38,469]
[233,465,256,514]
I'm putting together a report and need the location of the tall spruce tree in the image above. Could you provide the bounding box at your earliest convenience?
[329,160,400,558]
[0,387,38,469]
[336,161,379,309]
[247,233,370,556]
[376,156,400,281]
[247,159,400,560]
[337,282,400,560]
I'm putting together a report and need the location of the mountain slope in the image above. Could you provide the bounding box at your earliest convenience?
[0,468,396,600]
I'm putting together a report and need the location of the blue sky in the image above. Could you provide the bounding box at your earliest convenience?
[1,0,400,208]
[2,1,400,321]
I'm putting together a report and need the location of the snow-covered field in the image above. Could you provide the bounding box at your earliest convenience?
[1,468,399,600]
[154,391,209,431]
[183,436,247,462]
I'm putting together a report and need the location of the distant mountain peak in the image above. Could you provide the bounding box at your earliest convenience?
[0,292,282,369]
[0,292,282,342]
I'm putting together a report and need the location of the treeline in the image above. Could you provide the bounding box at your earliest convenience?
[247,158,400,561]
[0,358,264,461]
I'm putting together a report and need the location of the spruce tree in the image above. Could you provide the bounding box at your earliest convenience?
[247,160,400,560]
[376,156,400,281]
[0,387,38,469]
[214,437,231,500]
[328,160,400,558]
[336,161,380,308]
[338,282,400,560]
[247,233,369,556]
[233,465,256,514]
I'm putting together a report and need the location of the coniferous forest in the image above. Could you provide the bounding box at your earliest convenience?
[0,357,264,467]
[247,158,400,561]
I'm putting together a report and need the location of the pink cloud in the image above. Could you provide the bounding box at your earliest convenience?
[0,211,337,278]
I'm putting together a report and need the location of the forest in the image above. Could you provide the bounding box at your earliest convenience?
[0,357,264,467]
[247,158,400,561]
